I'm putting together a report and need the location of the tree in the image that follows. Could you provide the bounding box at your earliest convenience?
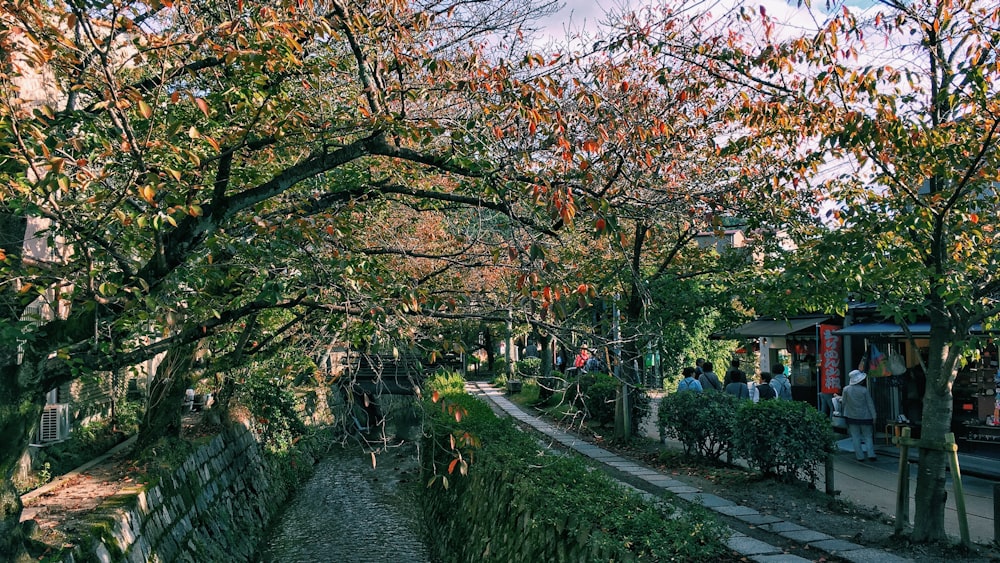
[535,21,759,397]
[625,0,1000,542]
[0,0,568,555]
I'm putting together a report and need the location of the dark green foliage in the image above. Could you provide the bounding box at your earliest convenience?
[732,400,837,483]
[582,373,618,424]
[658,393,834,481]
[234,377,307,453]
[29,401,141,482]
[490,358,510,385]
[627,384,651,433]
[515,357,542,379]
[420,372,731,562]
[657,391,740,459]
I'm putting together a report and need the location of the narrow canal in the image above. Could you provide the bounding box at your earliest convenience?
[256,406,429,562]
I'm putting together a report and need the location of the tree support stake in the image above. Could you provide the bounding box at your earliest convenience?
[893,428,970,547]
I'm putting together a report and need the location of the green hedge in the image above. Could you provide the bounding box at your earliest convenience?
[732,400,837,483]
[657,391,739,459]
[658,393,836,482]
[420,372,730,562]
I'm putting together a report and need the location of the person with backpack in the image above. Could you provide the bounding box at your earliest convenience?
[700,360,723,392]
[724,369,751,400]
[752,372,776,402]
[676,366,703,393]
[771,363,793,400]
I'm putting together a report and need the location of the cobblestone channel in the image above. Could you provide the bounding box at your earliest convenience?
[257,433,428,561]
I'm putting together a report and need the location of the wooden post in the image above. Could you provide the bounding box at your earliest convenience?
[896,429,972,545]
[895,427,911,535]
[945,432,971,548]
[825,454,835,496]
[993,484,1000,546]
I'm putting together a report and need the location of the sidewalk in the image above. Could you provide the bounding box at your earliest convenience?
[469,382,998,563]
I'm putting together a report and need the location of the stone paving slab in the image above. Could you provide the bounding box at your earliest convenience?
[736,513,784,526]
[638,476,685,488]
[759,521,807,533]
[751,555,816,563]
[665,485,700,494]
[779,529,834,543]
[724,535,782,556]
[808,538,865,553]
[713,505,762,517]
[677,492,736,508]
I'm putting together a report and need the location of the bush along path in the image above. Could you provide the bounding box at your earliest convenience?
[466,382,921,563]
[421,374,734,562]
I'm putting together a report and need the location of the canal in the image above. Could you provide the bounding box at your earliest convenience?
[257,402,429,562]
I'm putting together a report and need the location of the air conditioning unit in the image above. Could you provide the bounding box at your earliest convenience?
[35,404,70,444]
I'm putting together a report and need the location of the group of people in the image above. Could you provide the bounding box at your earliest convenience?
[676,359,793,403]
[676,357,880,462]
[570,344,602,373]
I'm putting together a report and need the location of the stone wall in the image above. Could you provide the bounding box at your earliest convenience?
[65,423,295,562]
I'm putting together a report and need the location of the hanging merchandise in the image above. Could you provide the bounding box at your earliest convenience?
[867,343,891,378]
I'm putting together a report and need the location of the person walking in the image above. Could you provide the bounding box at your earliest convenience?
[700,361,723,392]
[574,345,591,371]
[752,372,776,402]
[676,366,703,393]
[724,370,751,400]
[842,369,878,462]
[725,359,746,386]
[771,363,793,400]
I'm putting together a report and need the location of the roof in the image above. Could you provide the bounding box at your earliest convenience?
[834,322,990,337]
[714,316,831,339]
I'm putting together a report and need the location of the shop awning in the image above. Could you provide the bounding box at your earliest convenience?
[720,316,831,338]
[834,322,990,337]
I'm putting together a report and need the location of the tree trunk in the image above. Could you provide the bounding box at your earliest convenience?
[0,365,45,558]
[910,320,957,542]
[136,346,192,450]
[484,326,495,376]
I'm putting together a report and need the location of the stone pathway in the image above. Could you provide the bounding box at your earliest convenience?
[468,382,914,563]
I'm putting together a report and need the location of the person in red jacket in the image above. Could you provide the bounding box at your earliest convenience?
[574,345,591,370]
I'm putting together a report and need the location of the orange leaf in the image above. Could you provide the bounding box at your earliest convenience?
[432,390,440,403]
[448,458,459,474]
[195,97,210,117]
[970,213,979,224]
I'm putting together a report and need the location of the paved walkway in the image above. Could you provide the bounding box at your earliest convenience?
[469,382,996,563]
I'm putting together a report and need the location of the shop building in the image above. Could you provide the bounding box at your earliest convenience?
[725,305,1000,452]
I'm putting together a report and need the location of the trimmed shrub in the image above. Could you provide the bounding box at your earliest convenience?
[515,357,542,379]
[657,391,740,459]
[490,358,510,385]
[420,372,731,562]
[583,373,618,424]
[732,399,837,483]
[576,373,651,431]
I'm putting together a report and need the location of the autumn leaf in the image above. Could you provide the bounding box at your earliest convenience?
[195,97,210,117]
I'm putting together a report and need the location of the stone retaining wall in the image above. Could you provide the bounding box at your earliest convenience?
[65,423,293,562]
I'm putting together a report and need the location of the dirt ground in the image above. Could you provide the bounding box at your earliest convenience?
[19,413,207,556]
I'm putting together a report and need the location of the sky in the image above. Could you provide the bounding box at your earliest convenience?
[535,0,880,46]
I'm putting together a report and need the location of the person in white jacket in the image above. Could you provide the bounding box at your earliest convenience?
[842,370,878,461]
